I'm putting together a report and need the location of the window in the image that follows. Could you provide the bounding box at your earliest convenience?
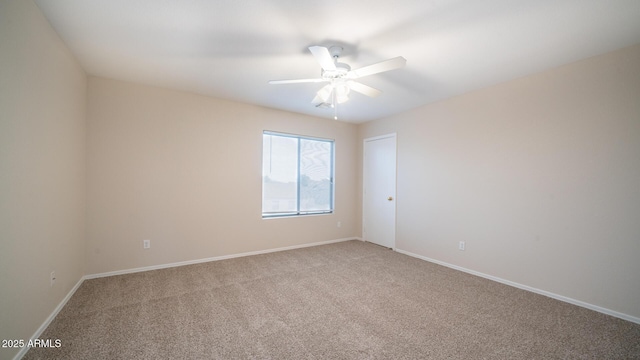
[262,131,334,218]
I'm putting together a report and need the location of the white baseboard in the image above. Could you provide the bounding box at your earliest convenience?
[394,248,640,325]
[13,277,85,360]
[86,237,357,279]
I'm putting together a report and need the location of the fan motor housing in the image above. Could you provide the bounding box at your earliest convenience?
[322,62,351,79]
[319,46,350,79]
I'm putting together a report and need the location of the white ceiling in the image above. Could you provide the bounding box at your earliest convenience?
[35,0,640,123]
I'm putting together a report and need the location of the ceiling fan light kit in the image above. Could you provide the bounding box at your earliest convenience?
[269,45,406,120]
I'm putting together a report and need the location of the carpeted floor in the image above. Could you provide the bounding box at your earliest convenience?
[24,240,640,359]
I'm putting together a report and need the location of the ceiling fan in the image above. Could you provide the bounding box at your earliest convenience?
[269,46,406,119]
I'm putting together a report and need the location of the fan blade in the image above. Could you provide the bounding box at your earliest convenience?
[348,81,382,97]
[349,56,406,78]
[269,78,326,84]
[309,46,336,71]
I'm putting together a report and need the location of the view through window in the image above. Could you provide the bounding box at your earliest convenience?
[262,131,334,217]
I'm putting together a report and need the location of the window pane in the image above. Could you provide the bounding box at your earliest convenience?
[262,131,334,217]
[300,138,332,212]
[262,134,298,214]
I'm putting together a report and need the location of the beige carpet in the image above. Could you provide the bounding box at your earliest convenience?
[24,240,640,359]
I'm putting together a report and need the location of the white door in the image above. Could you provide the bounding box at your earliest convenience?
[363,134,396,248]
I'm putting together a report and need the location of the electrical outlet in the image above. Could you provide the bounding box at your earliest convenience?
[337,221,342,228]
[458,241,465,251]
[50,271,56,287]
[143,239,150,249]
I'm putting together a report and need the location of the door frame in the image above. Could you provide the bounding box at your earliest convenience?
[362,133,397,249]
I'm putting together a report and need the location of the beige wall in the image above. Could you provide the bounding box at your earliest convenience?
[358,44,640,318]
[0,1,87,359]
[86,77,359,274]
